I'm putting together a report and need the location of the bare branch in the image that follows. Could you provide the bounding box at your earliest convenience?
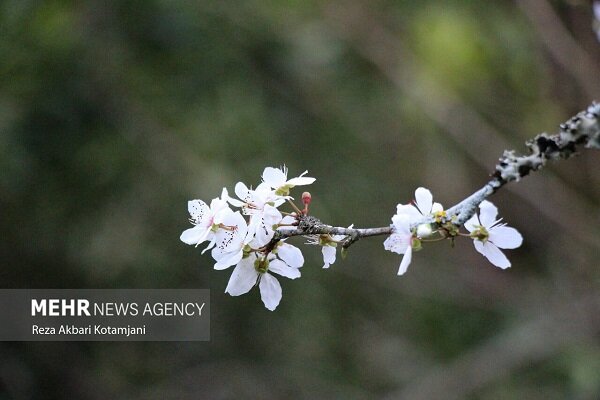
[443,102,600,225]
[267,103,600,249]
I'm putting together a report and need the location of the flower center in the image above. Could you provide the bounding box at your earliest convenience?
[434,210,446,223]
[254,258,269,274]
[470,226,489,242]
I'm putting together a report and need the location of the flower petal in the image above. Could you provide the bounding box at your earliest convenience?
[250,205,282,246]
[268,259,301,279]
[277,243,304,268]
[287,176,316,186]
[212,248,243,270]
[262,167,287,189]
[234,182,250,201]
[478,200,498,227]
[201,236,216,254]
[259,273,283,311]
[464,214,480,233]
[414,187,433,215]
[383,233,410,255]
[474,240,511,269]
[225,259,258,296]
[214,211,247,252]
[188,200,210,224]
[396,204,422,221]
[398,246,412,275]
[489,226,523,249]
[391,213,412,234]
[180,226,209,245]
[431,202,444,213]
[322,246,336,268]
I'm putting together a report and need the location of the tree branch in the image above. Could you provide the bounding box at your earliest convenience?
[443,102,600,225]
[268,103,600,249]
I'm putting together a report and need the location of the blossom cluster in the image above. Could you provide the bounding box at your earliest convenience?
[181,168,523,311]
[180,166,324,310]
[384,187,523,274]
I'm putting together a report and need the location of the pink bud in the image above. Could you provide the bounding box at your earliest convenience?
[302,192,312,205]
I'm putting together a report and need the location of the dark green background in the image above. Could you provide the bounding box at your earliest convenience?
[1,1,599,399]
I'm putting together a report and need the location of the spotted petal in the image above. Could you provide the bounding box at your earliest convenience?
[188,200,210,224]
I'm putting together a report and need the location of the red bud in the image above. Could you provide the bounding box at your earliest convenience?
[302,192,312,205]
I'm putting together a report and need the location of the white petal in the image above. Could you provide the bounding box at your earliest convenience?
[269,259,301,279]
[277,243,304,268]
[243,216,259,245]
[489,226,523,249]
[391,213,412,234]
[209,197,228,215]
[464,214,480,233]
[396,204,422,221]
[383,233,410,255]
[478,200,498,227]
[474,240,511,269]
[287,176,316,186]
[262,204,283,226]
[280,215,297,225]
[212,249,243,270]
[234,182,250,202]
[414,187,433,214]
[255,182,272,193]
[214,211,247,252]
[211,205,232,225]
[262,167,287,189]
[201,236,216,254]
[226,187,245,208]
[225,259,258,296]
[431,202,444,213]
[180,226,209,245]
[253,221,275,248]
[398,246,412,275]
[188,200,210,224]
[259,273,282,311]
[322,246,336,268]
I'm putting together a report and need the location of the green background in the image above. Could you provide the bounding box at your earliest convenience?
[1,1,599,399]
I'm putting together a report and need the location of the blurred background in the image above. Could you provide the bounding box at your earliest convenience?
[1,0,599,399]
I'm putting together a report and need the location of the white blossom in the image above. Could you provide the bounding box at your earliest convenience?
[210,210,249,270]
[262,166,315,196]
[228,182,286,246]
[307,225,353,269]
[396,187,444,222]
[225,243,304,311]
[383,187,442,275]
[383,213,414,275]
[464,200,523,269]
[180,188,231,253]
